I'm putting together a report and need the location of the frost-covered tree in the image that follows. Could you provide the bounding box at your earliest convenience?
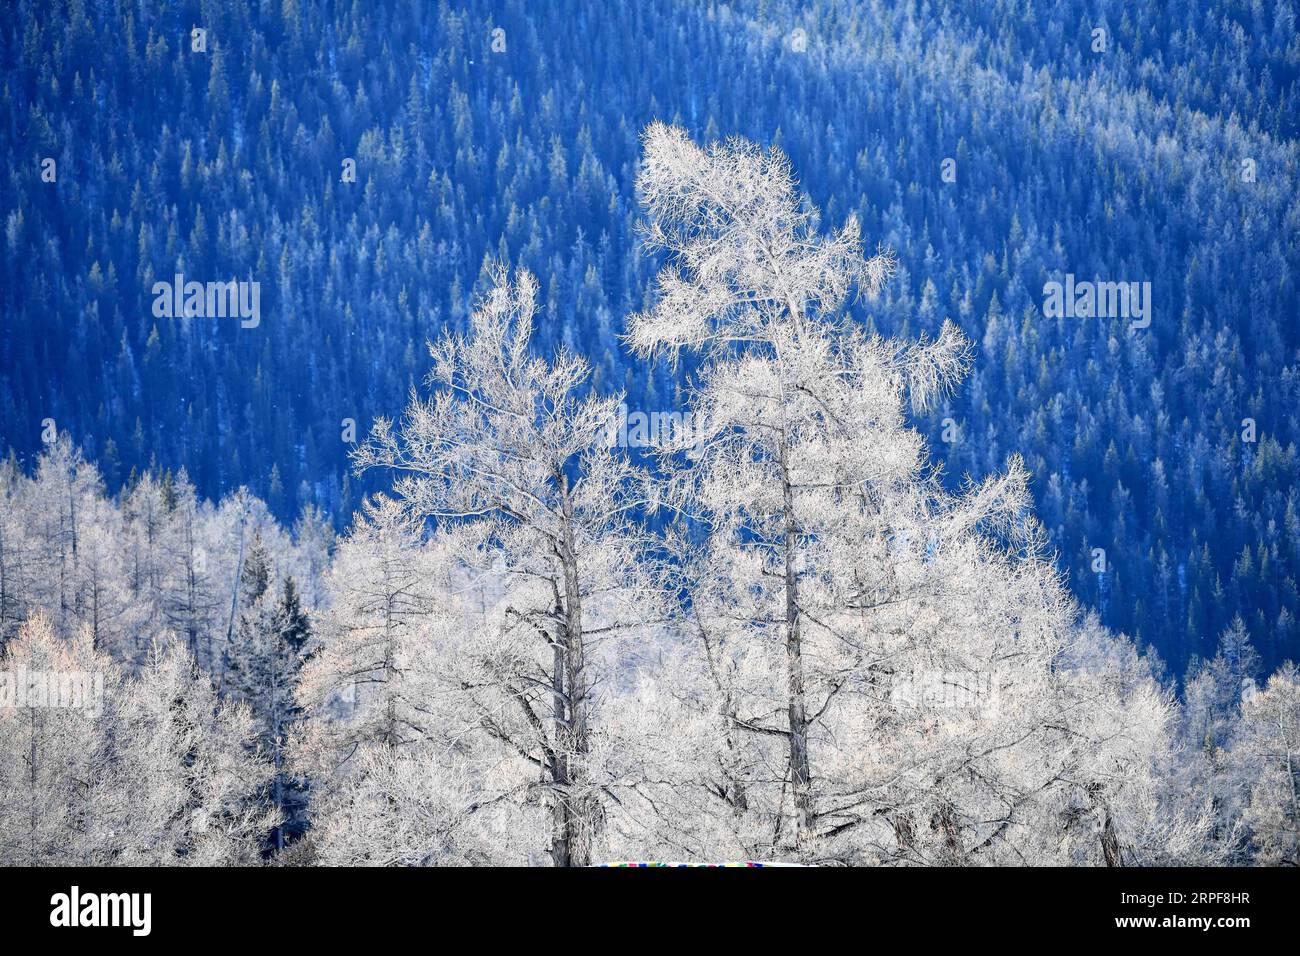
[98,640,277,865]
[222,532,277,697]
[220,534,313,851]
[1054,617,1223,865]
[0,615,272,864]
[24,439,106,636]
[118,472,178,651]
[1230,663,1300,865]
[620,123,1194,864]
[296,497,447,760]
[295,496,456,861]
[0,613,112,864]
[0,455,37,647]
[1185,616,1263,753]
[290,503,335,610]
[270,577,313,847]
[626,122,1003,854]
[295,496,545,865]
[1178,616,1265,859]
[152,470,223,665]
[68,497,138,657]
[353,266,658,866]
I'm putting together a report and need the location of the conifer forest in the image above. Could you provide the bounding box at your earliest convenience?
[1,0,1299,870]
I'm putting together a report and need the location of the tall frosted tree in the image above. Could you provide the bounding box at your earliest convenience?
[222,534,313,851]
[622,123,1199,863]
[222,532,277,699]
[154,471,223,667]
[296,497,448,762]
[353,266,657,866]
[628,122,976,851]
[24,439,105,637]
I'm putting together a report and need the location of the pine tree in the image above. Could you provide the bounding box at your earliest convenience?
[267,577,312,851]
[222,530,275,701]
[221,533,313,852]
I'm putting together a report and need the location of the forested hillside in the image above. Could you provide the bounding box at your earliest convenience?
[2,0,1298,680]
[4,112,1300,866]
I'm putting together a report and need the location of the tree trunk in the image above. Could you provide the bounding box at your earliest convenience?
[699,623,749,815]
[779,441,815,849]
[553,477,594,867]
[549,636,572,867]
[1101,811,1123,867]
[218,526,246,691]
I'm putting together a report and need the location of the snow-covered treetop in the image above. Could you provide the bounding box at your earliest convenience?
[628,120,896,359]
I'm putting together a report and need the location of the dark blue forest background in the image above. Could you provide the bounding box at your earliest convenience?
[1,0,1298,679]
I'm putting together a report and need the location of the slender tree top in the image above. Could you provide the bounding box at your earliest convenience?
[628,121,897,360]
